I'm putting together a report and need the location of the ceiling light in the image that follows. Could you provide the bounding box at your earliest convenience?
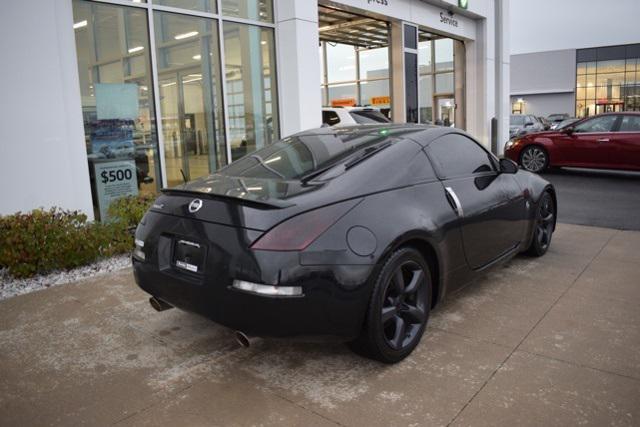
[74,20,87,29]
[260,40,267,45]
[246,186,263,191]
[175,31,198,40]
[128,46,144,53]
[193,54,202,60]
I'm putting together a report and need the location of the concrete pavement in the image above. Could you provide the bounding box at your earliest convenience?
[1,223,639,426]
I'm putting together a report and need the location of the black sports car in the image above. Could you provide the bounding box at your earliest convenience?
[132,124,556,363]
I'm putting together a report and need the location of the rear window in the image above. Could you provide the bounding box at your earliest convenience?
[221,130,395,180]
[350,110,391,124]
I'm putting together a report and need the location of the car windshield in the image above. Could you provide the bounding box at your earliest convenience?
[510,115,526,126]
[350,110,391,124]
[220,130,394,181]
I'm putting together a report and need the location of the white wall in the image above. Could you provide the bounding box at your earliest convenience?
[511,0,640,55]
[511,49,576,94]
[0,0,93,218]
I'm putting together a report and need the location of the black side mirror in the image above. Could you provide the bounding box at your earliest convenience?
[524,121,534,127]
[499,158,518,174]
[563,126,574,135]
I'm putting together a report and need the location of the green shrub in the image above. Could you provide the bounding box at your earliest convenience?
[108,193,155,229]
[0,208,102,278]
[0,194,154,278]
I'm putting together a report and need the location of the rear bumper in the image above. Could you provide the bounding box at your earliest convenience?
[133,258,373,340]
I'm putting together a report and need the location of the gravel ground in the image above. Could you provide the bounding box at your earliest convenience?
[0,254,132,301]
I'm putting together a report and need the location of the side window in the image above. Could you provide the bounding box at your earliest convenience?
[427,134,495,179]
[322,111,340,126]
[619,115,640,132]
[574,115,617,133]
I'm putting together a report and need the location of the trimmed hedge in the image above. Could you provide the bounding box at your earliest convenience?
[0,194,153,278]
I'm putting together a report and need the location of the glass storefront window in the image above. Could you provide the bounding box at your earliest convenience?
[154,11,225,187]
[597,59,625,74]
[360,80,390,107]
[222,0,273,23]
[223,22,278,161]
[418,75,433,123]
[319,46,325,84]
[328,83,357,106]
[576,46,640,116]
[596,72,625,86]
[326,43,356,83]
[418,41,432,73]
[73,0,160,221]
[154,0,216,13]
[435,72,454,93]
[72,0,279,219]
[435,38,454,72]
[359,47,389,80]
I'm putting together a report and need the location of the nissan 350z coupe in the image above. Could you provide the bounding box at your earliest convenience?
[132,125,557,363]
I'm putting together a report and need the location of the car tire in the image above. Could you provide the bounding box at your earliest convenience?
[351,247,432,363]
[525,191,555,257]
[519,146,549,173]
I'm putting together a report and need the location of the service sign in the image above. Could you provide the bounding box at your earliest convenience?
[94,160,138,221]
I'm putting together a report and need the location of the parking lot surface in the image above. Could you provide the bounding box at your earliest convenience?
[1,223,640,426]
[541,168,640,230]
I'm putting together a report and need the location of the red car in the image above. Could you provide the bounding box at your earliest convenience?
[504,112,640,173]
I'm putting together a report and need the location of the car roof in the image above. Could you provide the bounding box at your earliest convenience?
[291,123,467,147]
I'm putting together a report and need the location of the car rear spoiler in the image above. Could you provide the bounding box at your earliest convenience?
[161,188,293,209]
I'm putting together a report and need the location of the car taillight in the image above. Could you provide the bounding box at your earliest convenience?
[250,199,361,251]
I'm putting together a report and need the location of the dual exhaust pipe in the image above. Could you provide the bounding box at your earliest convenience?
[148,297,258,348]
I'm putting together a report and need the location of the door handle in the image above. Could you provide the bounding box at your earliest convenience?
[597,138,610,143]
[445,187,464,218]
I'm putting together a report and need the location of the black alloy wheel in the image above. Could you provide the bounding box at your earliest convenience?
[520,146,548,173]
[526,191,555,256]
[353,247,431,363]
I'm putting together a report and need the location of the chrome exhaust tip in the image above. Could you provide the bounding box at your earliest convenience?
[235,330,258,348]
[149,296,173,312]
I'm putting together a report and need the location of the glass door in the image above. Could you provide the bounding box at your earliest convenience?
[435,96,455,127]
[154,11,225,188]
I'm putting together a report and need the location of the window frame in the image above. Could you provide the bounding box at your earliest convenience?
[424,132,499,180]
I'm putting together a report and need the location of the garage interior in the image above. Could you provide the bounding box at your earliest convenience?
[318,4,391,114]
[317,3,465,128]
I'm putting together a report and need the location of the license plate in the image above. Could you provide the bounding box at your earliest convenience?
[173,239,205,274]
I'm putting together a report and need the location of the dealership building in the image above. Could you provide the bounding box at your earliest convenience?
[509,0,640,119]
[0,0,510,220]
